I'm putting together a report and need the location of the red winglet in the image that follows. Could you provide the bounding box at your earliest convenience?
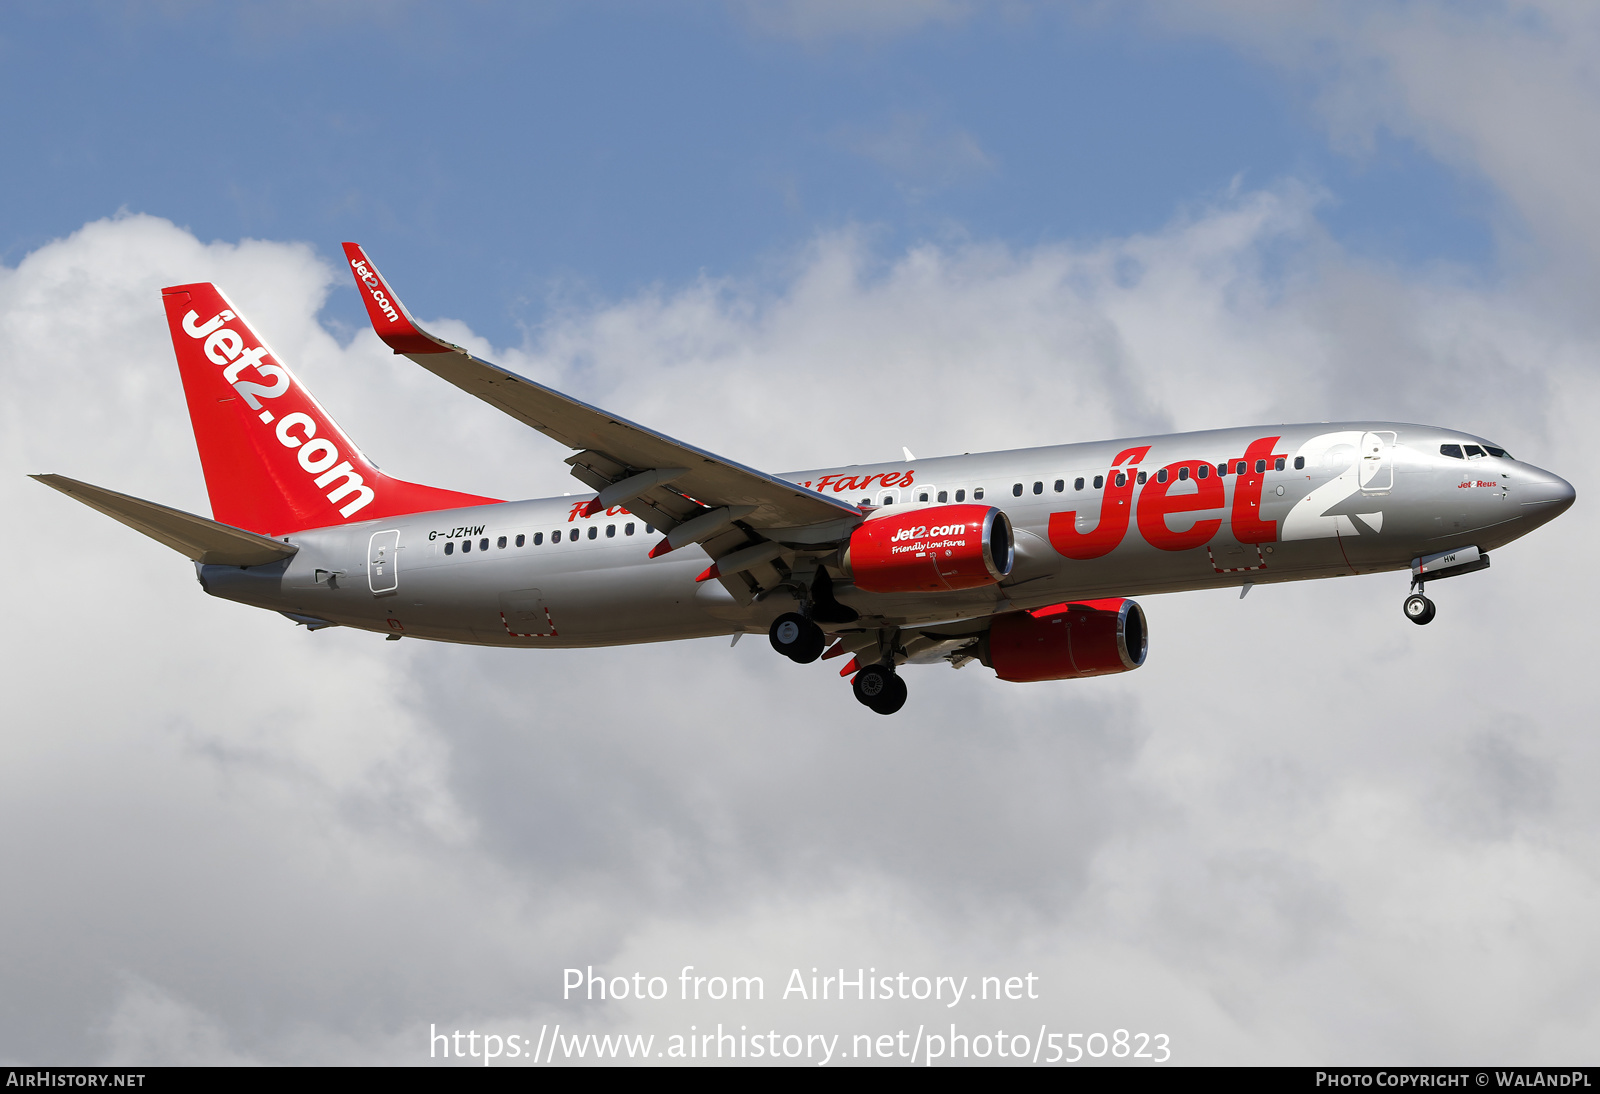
[839,656,860,678]
[648,536,674,559]
[341,242,454,356]
[694,563,720,583]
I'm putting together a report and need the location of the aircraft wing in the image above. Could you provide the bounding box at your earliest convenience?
[341,243,862,548]
[31,474,298,567]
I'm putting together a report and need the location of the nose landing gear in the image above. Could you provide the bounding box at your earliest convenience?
[1402,547,1491,626]
[1403,592,1436,625]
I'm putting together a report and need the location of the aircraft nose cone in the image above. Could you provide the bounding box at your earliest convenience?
[1521,471,1576,515]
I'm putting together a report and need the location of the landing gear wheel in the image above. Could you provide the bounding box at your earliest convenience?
[852,664,908,715]
[769,612,825,663]
[877,674,908,715]
[1404,593,1436,625]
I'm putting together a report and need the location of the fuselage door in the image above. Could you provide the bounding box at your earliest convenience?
[368,529,400,595]
[499,589,557,637]
[1359,431,1396,494]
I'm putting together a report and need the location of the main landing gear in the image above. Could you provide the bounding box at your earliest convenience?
[769,612,825,663]
[766,570,905,714]
[852,662,908,716]
[1403,592,1436,626]
[768,612,907,714]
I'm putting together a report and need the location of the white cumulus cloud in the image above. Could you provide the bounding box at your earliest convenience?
[3,173,1596,1063]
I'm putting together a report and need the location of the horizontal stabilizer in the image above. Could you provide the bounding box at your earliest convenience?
[30,474,299,567]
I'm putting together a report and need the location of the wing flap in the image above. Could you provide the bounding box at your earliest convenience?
[32,474,299,567]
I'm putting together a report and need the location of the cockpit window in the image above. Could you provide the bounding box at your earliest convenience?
[1440,444,1464,459]
[1485,446,1509,458]
[1464,444,1486,458]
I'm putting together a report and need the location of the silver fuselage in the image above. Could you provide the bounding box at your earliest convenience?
[198,423,1575,647]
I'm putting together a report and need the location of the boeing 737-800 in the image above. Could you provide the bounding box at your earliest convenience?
[32,243,1576,714]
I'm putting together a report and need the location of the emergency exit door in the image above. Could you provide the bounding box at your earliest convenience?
[368,529,400,595]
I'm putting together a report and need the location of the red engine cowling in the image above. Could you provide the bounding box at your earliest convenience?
[843,504,1013,593]
[982,598,1147,682]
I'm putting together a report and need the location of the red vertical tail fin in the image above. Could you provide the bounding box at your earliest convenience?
[162,283,499,535]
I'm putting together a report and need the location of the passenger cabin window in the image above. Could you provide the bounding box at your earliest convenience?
[480,538,489,551]
[645,524,654,533]
[515,534,525,547]
[1464,445,1486,458]
[444,541,454,555]
[918,492,929,502]
[1236,461,1247,475]
[587,526,598,540]
[1178,467,1190,481]
[1254,460,1266,474]
[552,529,562,542]
[1054,479,1064,492]
[974,487,985,500]
[1013,483,1023,497]
[462,539,472,553]
[1114,472,1127,487]
[1198,465,1209,479]
[881,495,893,506]
[533,533,543,545]
[1294,457,1306,470]
[1137,471,1147,485]
[606,524,616,537]
[1157,468,1168,483]
[1093,475,1104,489]
[1440,444,1464,459]
[937,490,948,503]
[1274,457,1286,471]
[1033,481,1043,494]
[1074,477,1085,491]
[955,489,966,502]
[497,536,507,549]
[625,523,635,535]
[1218,463,1228,476]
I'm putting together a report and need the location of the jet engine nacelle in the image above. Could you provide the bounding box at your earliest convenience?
[981,598,1147,682]
[843,504,1014,593]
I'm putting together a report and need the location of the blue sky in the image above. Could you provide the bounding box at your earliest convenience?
[0,3,1495,346]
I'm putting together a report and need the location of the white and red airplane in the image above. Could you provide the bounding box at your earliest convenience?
[33,243,1575,714]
